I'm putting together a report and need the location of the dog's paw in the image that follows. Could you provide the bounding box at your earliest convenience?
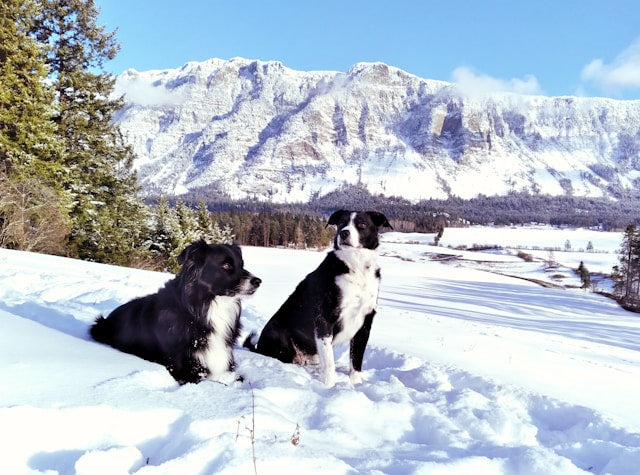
[320,370,337,388]
[349,370,363,386]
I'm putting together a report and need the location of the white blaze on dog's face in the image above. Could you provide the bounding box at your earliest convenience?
[328,210,390,251]
[336,212,360,248]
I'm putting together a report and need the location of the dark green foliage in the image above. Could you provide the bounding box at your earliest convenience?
[577,261,590,290]
[148,198,237,272]
[208,210,331,250]
[0,0,70,253]
[149,197,182,272]
[184,185,640,232]
[0,0,63,183]
[613,225,640,310]
[1,0,152,265]
[27,0,150,265]
[152,196,333,253]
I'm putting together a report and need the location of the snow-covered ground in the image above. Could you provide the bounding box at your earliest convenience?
[2,226,639,474]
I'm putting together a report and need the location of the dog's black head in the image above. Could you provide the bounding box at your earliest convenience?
[177,240,261,300]
[327,210,392,250]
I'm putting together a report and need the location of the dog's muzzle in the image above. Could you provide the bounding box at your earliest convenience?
[337,229,348,246]
[245,275,261,295]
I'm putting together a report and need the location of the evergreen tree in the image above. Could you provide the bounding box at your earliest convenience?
[434,225,444,246]
[196,199,214,241]
[193,200,235,245]
[175,199,199,246]
[212,222,235,245]
[149,196,180,270]
[577,261,590,290]
[614,225,640,307]
[294,218,304,248]
[1,0,62,181]
[0,0,70,253]
[269,217,281,246]
[229,211,249,244]
[32,0,148,264]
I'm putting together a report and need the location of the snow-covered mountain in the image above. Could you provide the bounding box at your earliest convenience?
[113,57,640,203]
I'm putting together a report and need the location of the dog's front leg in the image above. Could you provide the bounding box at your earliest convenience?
[315,335,337,387]
[349,310,375,385]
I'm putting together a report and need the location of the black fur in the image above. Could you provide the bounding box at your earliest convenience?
[327,209,390,250]
[246,210,391,386]
[91,240,261,384]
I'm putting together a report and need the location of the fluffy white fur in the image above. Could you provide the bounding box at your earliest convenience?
[196,296,241,383]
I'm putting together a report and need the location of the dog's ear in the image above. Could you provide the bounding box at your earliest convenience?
[226,243,242,258]
[177,239,208,266]
[367,211,392,229]
[326,210,350,228]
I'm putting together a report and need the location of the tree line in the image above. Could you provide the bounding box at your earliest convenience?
[145,198,332,272]
[208,210,332,250]
[185,184,640,232]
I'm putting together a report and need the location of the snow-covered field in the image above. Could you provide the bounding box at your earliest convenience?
[2,226,639,474]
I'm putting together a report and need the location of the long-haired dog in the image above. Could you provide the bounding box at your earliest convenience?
[245,210,391,387]
[91,240,261,384]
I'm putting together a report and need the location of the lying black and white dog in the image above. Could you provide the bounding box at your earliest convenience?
[245,210,391,387]
[90,240,261,385]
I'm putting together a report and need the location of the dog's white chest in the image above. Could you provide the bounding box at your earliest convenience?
[196,296,240,379]
[333,249,380,346]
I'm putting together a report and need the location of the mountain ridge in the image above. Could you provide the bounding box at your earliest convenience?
[113,57,640,203]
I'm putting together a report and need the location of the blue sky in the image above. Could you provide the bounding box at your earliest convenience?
[95,0,640,100]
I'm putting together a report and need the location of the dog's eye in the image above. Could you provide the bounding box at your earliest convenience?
[357,222,367,229]
[222,263,233,271]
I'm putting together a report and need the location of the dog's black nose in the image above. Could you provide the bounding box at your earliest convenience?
[250,277,262,288]
[339,229,350,240]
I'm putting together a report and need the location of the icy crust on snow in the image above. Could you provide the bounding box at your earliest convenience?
[1,227,640,474]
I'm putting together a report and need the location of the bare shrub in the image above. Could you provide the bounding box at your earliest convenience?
[517,251,534,262]
[0,178,70,255]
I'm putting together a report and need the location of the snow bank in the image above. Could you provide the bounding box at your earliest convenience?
[1,229,639,474]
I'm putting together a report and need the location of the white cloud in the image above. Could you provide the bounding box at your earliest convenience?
[112,71,186,106]
[580,37,640,94]
[451,66,543,97]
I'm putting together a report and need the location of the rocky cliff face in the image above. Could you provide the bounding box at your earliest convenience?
[113,57,640,203]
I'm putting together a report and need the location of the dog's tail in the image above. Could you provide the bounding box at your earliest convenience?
[89,315,111,343]
[243,331,259,352]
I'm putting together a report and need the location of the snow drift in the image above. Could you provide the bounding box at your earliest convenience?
[1,227,640,474]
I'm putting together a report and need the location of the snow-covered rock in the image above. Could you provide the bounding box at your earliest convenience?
[113,57,640,202]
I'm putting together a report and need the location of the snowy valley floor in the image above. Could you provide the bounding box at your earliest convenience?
[1,227,640,474]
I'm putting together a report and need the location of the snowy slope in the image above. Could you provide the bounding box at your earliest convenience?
[1,228,640,474]
[113,58,640,202]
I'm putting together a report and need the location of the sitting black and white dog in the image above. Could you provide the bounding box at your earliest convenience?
[90,240,261,385]
[245,210,391,387]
